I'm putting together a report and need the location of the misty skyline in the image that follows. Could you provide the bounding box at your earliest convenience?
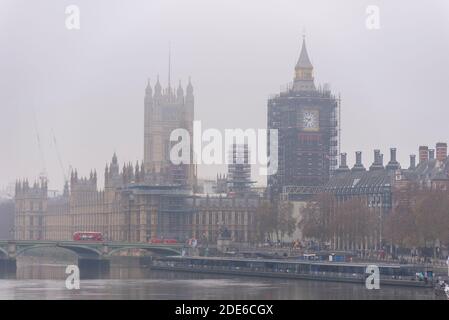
[1,0,449,191]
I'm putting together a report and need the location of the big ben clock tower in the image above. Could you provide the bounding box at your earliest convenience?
[267,35,340,200]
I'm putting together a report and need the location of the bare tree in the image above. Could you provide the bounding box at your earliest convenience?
[277,201,296,241]
[255,201,276,242]
[299,193,334,244]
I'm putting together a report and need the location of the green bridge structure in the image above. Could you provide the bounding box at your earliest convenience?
[0,240,184,278]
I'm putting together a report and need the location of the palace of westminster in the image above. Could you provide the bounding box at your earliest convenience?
[13,38,449,250]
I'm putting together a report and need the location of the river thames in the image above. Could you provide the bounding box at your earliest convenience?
[0,257,440,300]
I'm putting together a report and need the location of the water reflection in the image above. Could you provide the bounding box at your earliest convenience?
[0,257,439,300]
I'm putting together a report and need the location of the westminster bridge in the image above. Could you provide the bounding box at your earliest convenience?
[0,240,184,278]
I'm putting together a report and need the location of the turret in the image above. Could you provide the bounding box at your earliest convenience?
[145,78,152,96]
[135,161,140,183]
[154,75,162,98]
[109,153,119,175]
[63,181,69,196]
[186,77,194,103]
[177,80,184,103]
[15,180,22,196]
[41,178,48,192]
[145,78,153,105]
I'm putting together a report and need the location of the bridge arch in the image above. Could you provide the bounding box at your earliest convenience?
[107,246,182,257]
[15,244,103,259]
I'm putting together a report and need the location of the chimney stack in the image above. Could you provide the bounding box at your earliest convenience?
[436,142,447,162]
[386,148,400,170]
[390,148,396,162]
[340,153,348,168]
[419,146,429,163]
[370,149,384,171]
[336,153,350,173]
[409,154,416,170]
[429,149,435,160]
[352,151,366,172]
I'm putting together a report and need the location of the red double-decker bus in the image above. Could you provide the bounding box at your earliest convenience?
[73,231,103,242]
[149,238,178,244]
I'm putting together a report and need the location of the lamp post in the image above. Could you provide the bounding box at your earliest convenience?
[446,256,449,277]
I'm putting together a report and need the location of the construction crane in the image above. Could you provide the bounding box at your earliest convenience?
[51,129,72,186]
[32,107,48,185]
[52,129,66,182]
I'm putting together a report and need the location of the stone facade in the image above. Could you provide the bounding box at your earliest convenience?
[14,170,259,243]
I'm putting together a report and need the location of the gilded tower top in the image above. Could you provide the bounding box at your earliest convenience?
[293,35,316,92]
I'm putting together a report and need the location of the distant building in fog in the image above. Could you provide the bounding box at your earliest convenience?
[0,199,14,240]
[14,79,261,243]
[143,76,196,187]
[268,36,340,201]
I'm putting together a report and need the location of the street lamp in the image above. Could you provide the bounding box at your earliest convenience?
[446,256,449,277]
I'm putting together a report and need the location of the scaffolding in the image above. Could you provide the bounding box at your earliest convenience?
[267,83,340,200]
[227,144,255,195]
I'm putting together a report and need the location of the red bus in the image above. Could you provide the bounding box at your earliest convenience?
[149,238,163,244]
[162,239,178,244]
[73,231,103,242]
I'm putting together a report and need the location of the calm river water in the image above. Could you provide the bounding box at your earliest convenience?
[0,257,440,300]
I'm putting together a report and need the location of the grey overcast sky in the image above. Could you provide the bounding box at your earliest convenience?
[1,0,449,192]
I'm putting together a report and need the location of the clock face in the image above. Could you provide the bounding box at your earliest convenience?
[302,110,319,131]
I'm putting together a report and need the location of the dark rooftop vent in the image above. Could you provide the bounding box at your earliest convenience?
[409,154,416,170]
[419,146,429,163]
[369,149,384,171]
[351,151,366,172]
[436,142,447,162]
[336,153,350,174]
[386,148,400,171]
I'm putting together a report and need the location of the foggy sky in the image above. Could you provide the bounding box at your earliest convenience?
[1,0,449,192]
